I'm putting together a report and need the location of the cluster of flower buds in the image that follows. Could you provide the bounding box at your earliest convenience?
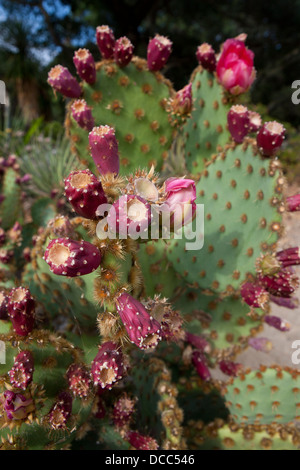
[7,287,35,336]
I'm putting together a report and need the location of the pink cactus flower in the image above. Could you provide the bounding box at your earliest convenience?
[163,177,196,228]
[3,390,34,420]
[171,83,193,116]
[107,195,152,238]
[216,38,256,95]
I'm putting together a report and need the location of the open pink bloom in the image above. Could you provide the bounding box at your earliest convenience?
[116,293,162,350]
[163,178,196,228]
[216,39,256,95]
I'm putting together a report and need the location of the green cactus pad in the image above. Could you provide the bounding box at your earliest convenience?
[223,366,300,425]
[166,141,284,295]
[183,67,231,176]
[189,422,300,450]
[174,288,263,355]
[66,58,175,175]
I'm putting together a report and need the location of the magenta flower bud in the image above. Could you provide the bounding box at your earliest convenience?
[73,48,96,85]
[248,337,273,352]
[258,269,299,298]
[71,99,95,131]
[9,351,34,390]
[256,121,285,157]
[171,83,193,115]
[47,65,82,98]
[114,36,134,67]
[185,331,211,354]
[286,195,300,212]
[264,315,290,332]
[6,155,17,167]
[7,287,35,337]
[113,394,136,427]
[96,25,116,59]
[147,35,172,71]
[163,177,196,228]
[107,195,151,238]
[126,431,159,450]
[219,360,243,377]
[48,391,72,430]
[0,249,14,264]
[240,282,269,309]
[116,293,162,350]
[270,294,299,309]
[216,38,256,95]
[66,363,91,398]
[196,43,216,72]
[0,291,8,320]
[89,125,120,175]
[276,247,300,267]
[91,341,124,390]
[44,238,101,277]
[64,169,107,219]
[3,390,34,420]
[248,111,262,132]
[227,105,250,143]
[192,350,211,381]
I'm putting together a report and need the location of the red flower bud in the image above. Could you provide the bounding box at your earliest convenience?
[91,341,124,390]
[192,350,211,381]
[7,287,35,337]
[116,293,162,350]
[256,121,285,157]
[47,65,81,98]
[44,238,102,277]
[114,37,134,67]
[196,43,216,72]
[71,99,95,131]
[96,25,116,59]
[147,35,172,71]
[48,391,72,430]
[73,48,96,85]
[240,282,269,309]
[89,126,120,175]
[9,350,34,390]
[227,105,250,143]
[66,363,91,398]
[126,430,158,450]
[64,169,107,219]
